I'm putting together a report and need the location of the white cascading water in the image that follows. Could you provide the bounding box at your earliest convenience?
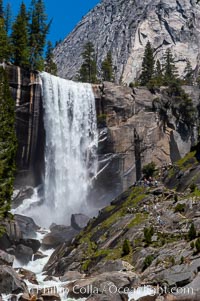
[13,73,98,227]
[40,72,98,226]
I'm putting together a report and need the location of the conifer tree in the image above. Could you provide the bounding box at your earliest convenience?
[0,0,3,18]
[0,17,10,63]
[101,51,114,82]
[139,41,155,86]
[184,59,193,85]
[29,0,51,70]
[11,2,30,68]
[78,42,98,83]
[0,67,17,222]
[45,41,57,75]
[163,49,178,83]
[4,3,12,33]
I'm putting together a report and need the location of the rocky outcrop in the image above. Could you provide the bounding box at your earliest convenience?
[92,82,200,204]
[43,167,200,299]
[54,0,200,84]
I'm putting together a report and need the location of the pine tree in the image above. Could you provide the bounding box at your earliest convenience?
[163,49,178,83]
[184,59,193,85]
[0,17,10,63]
[45,41,57,75]
[29,0,51,70]
[4,3,12,33]
[0,0,3,19]
[101,51,114,82]
[0,67,17,223]
[78,42,98,83]
[11,2,30,68]
[139,41,155,86]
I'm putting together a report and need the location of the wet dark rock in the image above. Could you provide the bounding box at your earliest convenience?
[12,187,34,209]
[18,238,41,253]
[41,294,60,301]
[0,265,27,294]
[71,214,90,230]
[15,244,33,264]
[33,251,48,261]
[14,214,40,238]
[18,268,38,285]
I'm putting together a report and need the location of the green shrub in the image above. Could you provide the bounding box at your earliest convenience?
[122,239,131,256]
[188,223,196,241]
[180,256,184,264]
[190,182,197,193]
[144,226,154,245]
[174,194,178,203]
[143,255,154,271]
[195,238,200,253]
[97,114,107,128]
[190,241,195,249]
[142,162,156,178]
[174,203,185,213]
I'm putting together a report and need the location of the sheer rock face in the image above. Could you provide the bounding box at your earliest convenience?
[54,0,200,84]
[93,82,199,203]
[6,65,44,187]
[6,66,200,206]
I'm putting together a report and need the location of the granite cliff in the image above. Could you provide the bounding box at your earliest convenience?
[54,0,200,84]
[5,65,200,207]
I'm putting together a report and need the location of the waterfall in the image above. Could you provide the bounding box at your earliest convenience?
[39,72,98,226]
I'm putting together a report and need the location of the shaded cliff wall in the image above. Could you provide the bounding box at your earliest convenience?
[6,65,44,187]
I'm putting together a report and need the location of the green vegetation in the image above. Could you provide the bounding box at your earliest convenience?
[0,14,10,63]
[190,241,195,249]
[0,67,17,229]
[0,0,54,72]
[144,226,154,245]
[97,113,107,128]
[44,41,57,75]
[139,41,154,86]
[174,203,185,213]
[11,2,30,68]
[142,161,156,178]
[101,51,114,82]
[188,223,196,241]
[78,42,98,83]
[122,239,131,256]
[195,238,200,253]
[143,255,154,271]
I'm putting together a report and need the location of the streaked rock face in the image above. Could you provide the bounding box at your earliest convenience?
[54,0,200,84]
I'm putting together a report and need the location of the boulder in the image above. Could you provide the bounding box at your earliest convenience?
[18,238,41,253]
[0,250,14,266]
[41,294,60,301]
[60,270,85,282]
[15,244,33,264]
[71,214,90,230]
[18,268,38,285]
[42,225,79,249]
[33,251,47,261]
[67,271,136,299]
[18,293,31,301]
[14,214,39,238]
[0,265,27,294]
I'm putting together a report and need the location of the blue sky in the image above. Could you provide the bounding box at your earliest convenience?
[4,0,100,45]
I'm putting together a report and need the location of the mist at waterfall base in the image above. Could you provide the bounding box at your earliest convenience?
[14,72,98,228]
